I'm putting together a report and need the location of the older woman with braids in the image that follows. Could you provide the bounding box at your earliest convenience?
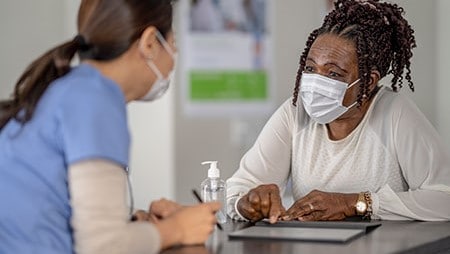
[227,0,450,223]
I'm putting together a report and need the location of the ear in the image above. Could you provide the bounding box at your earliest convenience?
[368,69,381,92]
[138,26,159,59]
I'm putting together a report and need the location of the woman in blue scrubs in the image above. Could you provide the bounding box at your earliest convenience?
[0,1,220,253]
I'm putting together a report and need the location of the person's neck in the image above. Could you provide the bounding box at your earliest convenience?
[83,59,139,103]
[326,98,373,141]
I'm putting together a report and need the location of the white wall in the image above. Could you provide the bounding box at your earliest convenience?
[436,0,450,148]
[0,1,174,210]
[0,1,65,98]
[128,92,175,209]
[394,0,437,125]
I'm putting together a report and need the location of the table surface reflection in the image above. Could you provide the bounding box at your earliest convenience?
[160,220,450,254]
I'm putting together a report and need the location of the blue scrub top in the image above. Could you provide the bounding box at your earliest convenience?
[0,64,130,254]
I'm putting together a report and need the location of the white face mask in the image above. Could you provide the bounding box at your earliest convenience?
[140,31,176,102]
[300,73,360,124]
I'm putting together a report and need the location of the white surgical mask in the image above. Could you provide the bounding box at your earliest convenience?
[140,31,176,102]
[300,73,359,124]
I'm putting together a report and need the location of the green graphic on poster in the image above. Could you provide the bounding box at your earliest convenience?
[190,71,267,100]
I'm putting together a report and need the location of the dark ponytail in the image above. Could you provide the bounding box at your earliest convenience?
[0,37,81,130]
[0,0,174,131]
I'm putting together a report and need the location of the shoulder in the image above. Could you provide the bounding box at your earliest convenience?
[48,66,130,166]
[373,86,425,121]
[278,98,296,115]
[58,64,125,106]
[369,86,436,142]
[48,64,126,118]
[265,97,310,134]
[271,98,297,125]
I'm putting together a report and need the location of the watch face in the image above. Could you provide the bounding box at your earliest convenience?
[356,201,367,212]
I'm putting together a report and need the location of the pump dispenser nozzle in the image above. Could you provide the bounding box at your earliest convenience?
[200,160,227,224]
[202,161,220,178]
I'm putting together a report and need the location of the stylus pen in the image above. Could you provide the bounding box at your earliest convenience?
[192,189,223,230]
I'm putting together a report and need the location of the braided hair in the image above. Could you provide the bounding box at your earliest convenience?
[292,0,416,106]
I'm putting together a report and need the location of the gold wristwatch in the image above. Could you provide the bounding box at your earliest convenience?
[355,191,372,218]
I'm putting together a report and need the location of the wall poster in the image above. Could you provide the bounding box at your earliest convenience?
[178,0,274,117]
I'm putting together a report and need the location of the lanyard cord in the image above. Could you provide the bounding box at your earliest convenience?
[125,167,134,220]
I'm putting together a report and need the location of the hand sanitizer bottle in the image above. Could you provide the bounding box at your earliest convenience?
[201,161,227,224]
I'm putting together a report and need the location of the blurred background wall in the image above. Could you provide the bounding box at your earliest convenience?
[0,0,448,208]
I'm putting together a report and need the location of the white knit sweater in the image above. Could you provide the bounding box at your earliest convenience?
[227,86,450,221]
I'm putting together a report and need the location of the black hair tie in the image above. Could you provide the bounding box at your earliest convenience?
[74,34,91,51]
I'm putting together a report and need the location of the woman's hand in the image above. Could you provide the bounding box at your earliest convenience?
[149,198,182,219]
[283,190,358,221]
[237,184,286,223]
[132,198,182,223]
[156,202,221,249]
[132,210,153,222]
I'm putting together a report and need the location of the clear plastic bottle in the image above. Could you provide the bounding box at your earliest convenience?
[200,161,227,224]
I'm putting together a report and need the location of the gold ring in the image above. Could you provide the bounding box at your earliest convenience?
[308,203,314,211]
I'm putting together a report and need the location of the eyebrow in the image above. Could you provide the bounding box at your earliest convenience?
[306,57,349,74]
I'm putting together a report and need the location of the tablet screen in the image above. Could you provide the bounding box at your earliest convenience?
[228,226,365,243]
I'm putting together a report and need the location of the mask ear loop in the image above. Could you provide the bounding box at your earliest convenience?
[155,30,175,59]
[345,78,361,109]
[125,167,134,220]
[347,100,359,110]
[347,78,360,89]
[139,30,174,74]
[146,59,164,80]
[147,30,176,80]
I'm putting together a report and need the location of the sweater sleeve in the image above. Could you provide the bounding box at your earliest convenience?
[373,95,450,221]
[69,159,161,254]
[226,100,295,220]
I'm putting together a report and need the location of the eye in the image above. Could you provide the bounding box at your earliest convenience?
[304,65,314,73]
[329,71,343,78]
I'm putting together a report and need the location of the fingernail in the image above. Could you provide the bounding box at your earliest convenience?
[282,215,290,220]
[270,216,276,224]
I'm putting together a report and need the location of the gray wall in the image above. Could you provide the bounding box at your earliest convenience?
[437,0,450,148]
[0,1,67,98]
[395,0,437,123]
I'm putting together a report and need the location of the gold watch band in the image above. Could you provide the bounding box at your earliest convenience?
[356,192,367,216]
[355,191,373,218]
[363,191,373,219]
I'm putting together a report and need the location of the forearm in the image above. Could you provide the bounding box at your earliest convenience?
[226,194,248,221]
[69,159,161,254]
[226,100,296,221]
[373,185,450,221]
[226,171,266,221]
